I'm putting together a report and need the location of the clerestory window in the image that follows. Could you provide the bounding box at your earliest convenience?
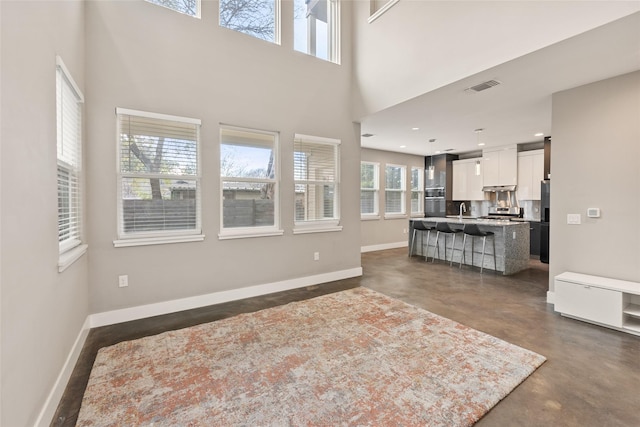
[220,0,280,44]
[294,0,340,63]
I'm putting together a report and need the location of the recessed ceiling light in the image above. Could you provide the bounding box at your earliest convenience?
[400,145,407,148]
[478,143,485,146]
[435,150,441,154]
[411,127,419,131]
[535,132,544,137]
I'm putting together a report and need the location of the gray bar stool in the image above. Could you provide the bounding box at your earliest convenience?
[410,221,434,260]
[430,222,463,266]
[460,223,496,273]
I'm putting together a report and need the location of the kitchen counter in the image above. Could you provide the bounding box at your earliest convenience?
[409,217,530,275]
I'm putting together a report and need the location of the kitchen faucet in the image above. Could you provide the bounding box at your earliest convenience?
[459,202,466,220]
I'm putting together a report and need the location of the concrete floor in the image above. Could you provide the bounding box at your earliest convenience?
[54,249,640,426]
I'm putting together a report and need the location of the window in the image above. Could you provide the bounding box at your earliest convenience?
[56,57,85,267]
[385,164,405,216]
[360,162,379,217]
[145,0,200,17]
[115,109,202,247]
[220,126,281,238]
[294,0,340,63]
[368,0,399,23]
[410,166,424,215]
[294,134,341,233]
[220,0,279,43]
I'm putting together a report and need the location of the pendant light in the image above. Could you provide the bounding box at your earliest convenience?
[427,139,436,180]
[474,129,484,176]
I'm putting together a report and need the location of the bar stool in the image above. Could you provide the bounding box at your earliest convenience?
[430,222,463,266]
[460,223,496,273]
[409,221,434,260]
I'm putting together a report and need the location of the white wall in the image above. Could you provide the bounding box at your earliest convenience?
[85,1,361,314]
[351,0,640,118]
[0,1,89,425]
[549,71,640,289]
[360,147,424,250]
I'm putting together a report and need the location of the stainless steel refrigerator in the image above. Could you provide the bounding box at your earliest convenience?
[540,179,550,263]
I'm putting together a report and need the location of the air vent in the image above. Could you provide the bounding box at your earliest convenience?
[465,79,501,93]
[361,133,375,138]
[442,148,455,152]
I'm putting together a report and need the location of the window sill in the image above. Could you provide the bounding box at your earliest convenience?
[218,229,284,240]
[361,215,381,221]
[293,225,343,235]
[58,244,88,273]
[410,213,425,218]
[384,214,408,220]
[113,234,205,248]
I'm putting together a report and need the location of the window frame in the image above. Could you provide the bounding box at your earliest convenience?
[219,0,281,45]
[145,0,202,18]
[56,56,87,272]
[293,0,341,64]
[368,0,399,23]
[360,161,380,220]
[114,108,204,248]
[293,133,342,234]
[410,166,424,216]
[219,125,283,240]
[384,163,406,218]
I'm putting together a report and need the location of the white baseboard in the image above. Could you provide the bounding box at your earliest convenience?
[547,291,555,305]
[89,267,363,328]
[361,241,407,253]
[35,317,91,427]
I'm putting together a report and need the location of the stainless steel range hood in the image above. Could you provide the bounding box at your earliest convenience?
[482,185,517,192]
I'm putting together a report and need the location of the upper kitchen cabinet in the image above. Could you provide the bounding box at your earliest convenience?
[482,145,517,187]
[452,158,484,201]
[517,149,544,200]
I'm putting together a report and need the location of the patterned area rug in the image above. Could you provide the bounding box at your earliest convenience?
[77,287,545,426]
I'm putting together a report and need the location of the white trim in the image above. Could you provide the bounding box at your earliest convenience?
[55,56,84,103]
[89,267,363,328]
[547,291,555,305]
[294,133,341,146]
[293,225,343,234]
[115,107,201,125]
[368,0,400,24]
[384,214,408,220]
[114,234,205,248]
[360,215,381,221]
[218,229,285,240]
[34,317,90,427]
[361,241,408,253]
[58,244,88,272]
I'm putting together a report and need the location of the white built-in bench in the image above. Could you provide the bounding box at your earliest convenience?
[555,272,640,337]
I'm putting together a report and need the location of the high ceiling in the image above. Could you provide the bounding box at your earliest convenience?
[360,12,640,157]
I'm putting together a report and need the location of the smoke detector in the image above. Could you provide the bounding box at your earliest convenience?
[465,79,501,93]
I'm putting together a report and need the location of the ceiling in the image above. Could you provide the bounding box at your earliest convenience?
[360,12,640,157]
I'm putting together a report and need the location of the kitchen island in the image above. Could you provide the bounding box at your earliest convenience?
[409,217,530,275]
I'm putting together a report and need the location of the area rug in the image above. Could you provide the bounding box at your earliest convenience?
[76,287,545,426]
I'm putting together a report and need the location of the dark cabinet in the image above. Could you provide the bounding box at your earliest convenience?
[529,221,541,256]
[425,154,457,217]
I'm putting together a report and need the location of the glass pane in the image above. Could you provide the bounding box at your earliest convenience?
[223,181,276,228]
[294,0,331,60]
[146,0,198,16]
[385,190,402,213]
[411,191,422,213]
[221,143,275,179]
[295,184,335,222]
[220,0,276,42]
[121,178,197,232]
[411,167,421,191]
[385,166,404,190]
[361,163,376,189]
[360,190,376,215]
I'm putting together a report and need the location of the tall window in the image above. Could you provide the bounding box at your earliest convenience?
[145,0,200,17]
[116,109,202,246]
[220,0,279,44]
[410,167,424,215]
[220,126,280,237]
[294,134,340,231]
[294,0,340,63]
[385,164,405,215]
[360,162,379,217]
[56,57,84,256]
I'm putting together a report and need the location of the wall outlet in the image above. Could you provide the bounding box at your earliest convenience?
[118,275,128,287]
[567,214,581,225]
[403,228,408,234]
[314,252,320,261]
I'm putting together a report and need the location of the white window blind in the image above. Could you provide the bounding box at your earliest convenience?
[220,126,279,234]
[56,57,84,254]
[117,109,201,240]
[294,134,340,225]
[385,164,405,214]
[360,162,379,216]
[411,167,424,214]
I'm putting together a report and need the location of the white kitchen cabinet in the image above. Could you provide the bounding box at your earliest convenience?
[452,158,484,201]
[517,149,544,200]
[482,145,517,187]
[554,272,640,336]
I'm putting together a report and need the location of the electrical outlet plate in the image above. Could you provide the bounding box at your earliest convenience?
[118,275,128,287]
[567,214,581,225]
[587,208,600,218]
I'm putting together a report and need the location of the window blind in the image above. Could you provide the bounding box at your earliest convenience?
[385,165,405,214]
[117,109,201,238]
[56,59,84,253]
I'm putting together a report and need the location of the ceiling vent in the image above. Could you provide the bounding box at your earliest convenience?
[442,148,455,152]
[361,133,375,138]
[465,79,501,93]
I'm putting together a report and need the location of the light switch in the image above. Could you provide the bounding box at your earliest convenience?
[567,214,581,225]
